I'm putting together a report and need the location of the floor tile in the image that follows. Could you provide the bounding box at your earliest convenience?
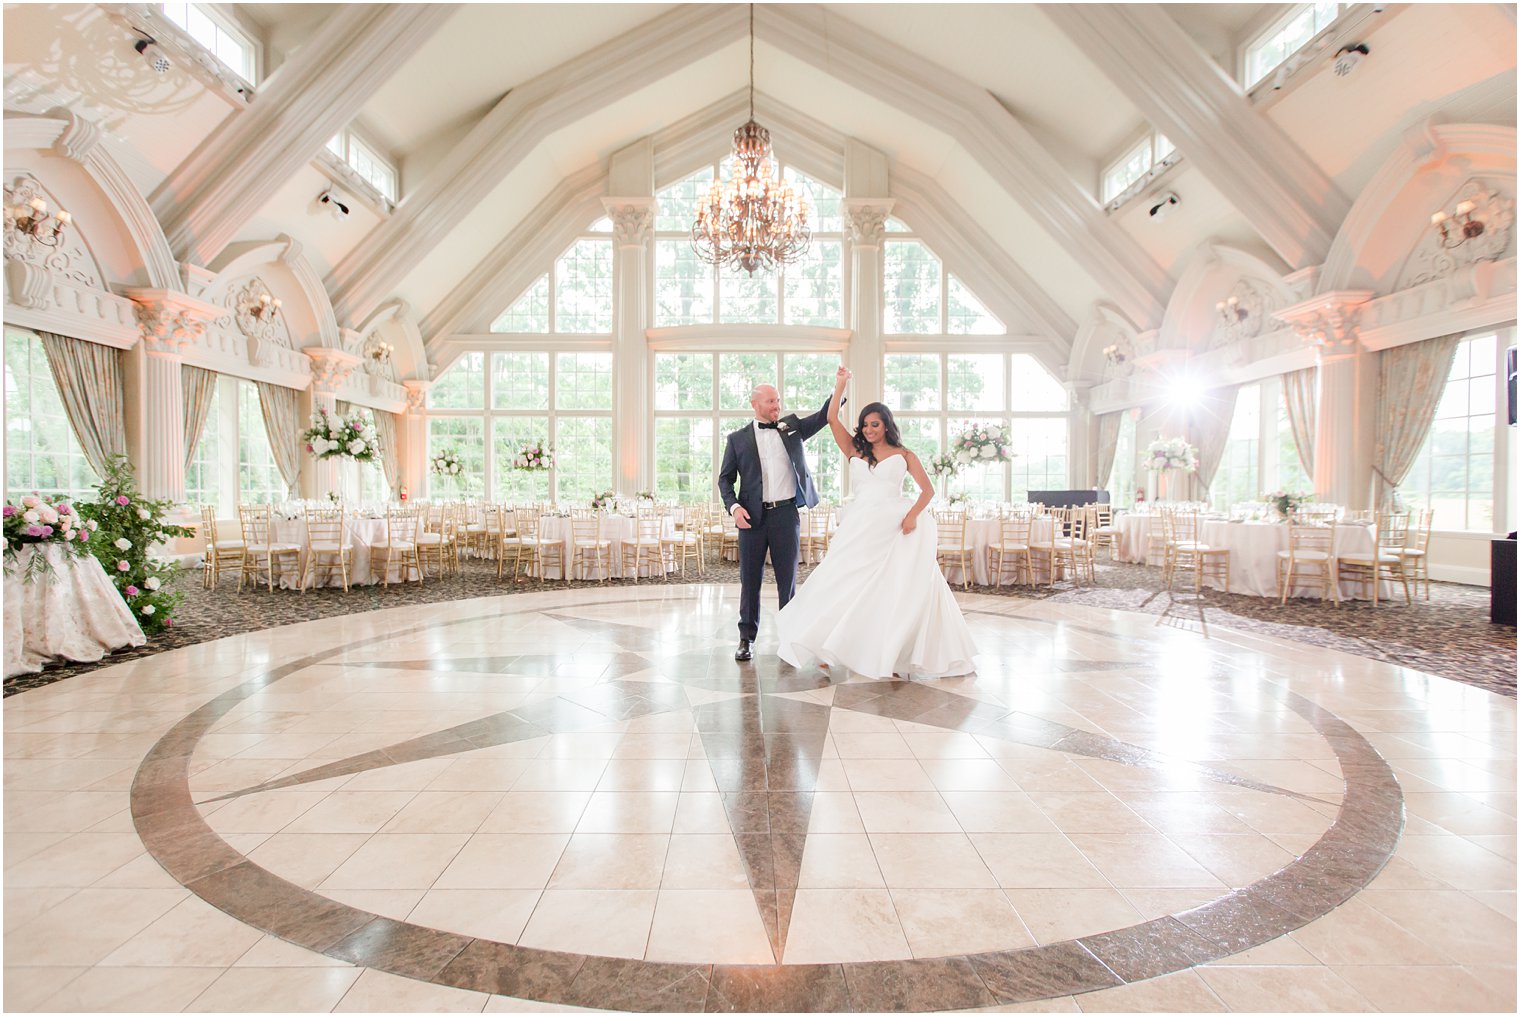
[407,888,543,942]
[783,889,912,964]
[646,889,775,964]
[433,834,570,890]
[185,966,364,1011]
[869,832,999,888]
[516,889,657,959]
[891,888,1036,957]
[547,833,669,889]
[319,833,471,890]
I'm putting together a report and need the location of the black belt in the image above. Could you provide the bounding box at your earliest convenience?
[762,497,796,509]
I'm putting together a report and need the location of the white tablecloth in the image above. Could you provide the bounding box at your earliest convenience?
[4,545,145,677]
[937,518,1059,586]
[268,517,420,588]
[1111,514,1386,599]
[530,515,678,580]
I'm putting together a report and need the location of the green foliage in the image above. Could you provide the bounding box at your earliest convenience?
[74,456,193,635]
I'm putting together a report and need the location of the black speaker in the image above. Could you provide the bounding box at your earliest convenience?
[1506,345,1516,426]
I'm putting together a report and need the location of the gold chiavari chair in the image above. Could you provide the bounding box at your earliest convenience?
[1163,508,1229,594]
[1145,508,1171,568]
[621,513,666,581]
[662,502,705,576]
[200,504,244,589]
[1027,507,1085,587]
[568,511,612,582]
[1087,503,1120,562]
[988,513,1032,587]
[799,505,833,565]
[301,506,352,592]
[532,513,568,582]
[1063,506,1094,584]
[1336,511,1412,607]
[933,509,974,590]
[1277,518,1339,607]
[701,503,729,566]
[236,504,301,592]
[375,505,425,587]
[416,502,458,578]
[1399,507,1434,600]
[500,506,541,579]
[716,503,740,563]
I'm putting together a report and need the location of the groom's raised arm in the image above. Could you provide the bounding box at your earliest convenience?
[792,394,841,441]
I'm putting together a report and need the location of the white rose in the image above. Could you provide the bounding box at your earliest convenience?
[22,509,39,524]
[145,576,161,590]
[980,445,995,458]
[38,506,58,524]
[137,507,151,520]
[87,519,98,531]
[114,537,131,550]
[348,439,365,455]
[141,604,155,616]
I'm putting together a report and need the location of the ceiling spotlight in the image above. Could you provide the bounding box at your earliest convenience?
[1333,43,1369,77]
[317,189,351,220]
[1167,375,1205,408]
[134,34,171,74]
[1148,192,1180,221]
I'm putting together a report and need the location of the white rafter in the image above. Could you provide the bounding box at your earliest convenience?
[1041,3,1351,269]
[151,4,458,268]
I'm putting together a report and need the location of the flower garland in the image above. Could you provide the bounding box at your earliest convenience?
[75,456,192,633]
[951,424,1011,465]
[430,449,463,477]
[514,441,554,472]
[303,408,379,462]
[1145,437,1198,472]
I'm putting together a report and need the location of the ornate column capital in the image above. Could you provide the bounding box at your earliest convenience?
[602,198,656,249]
[1273,290,1374,359]
[304,347,362,393]
[842,200,894,248]
[401,379,431,414]
[122,287,223,357]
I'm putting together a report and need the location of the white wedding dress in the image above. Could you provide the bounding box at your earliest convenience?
[777,454,977,679]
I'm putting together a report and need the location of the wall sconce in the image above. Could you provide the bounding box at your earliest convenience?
[1102,343,1128,366]
[367,341,395,364]
[248,291,281,321]
[7,196,71,246]
[1431,199,1487,249]
[1215,296,1247,325]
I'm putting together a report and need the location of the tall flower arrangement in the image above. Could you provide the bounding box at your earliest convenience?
[74,456,192,634]
[951,424,1011,465]
[1145,437,1198,472]
[430,449,463,478]
[303,407,379,462]
[514,441,554,472]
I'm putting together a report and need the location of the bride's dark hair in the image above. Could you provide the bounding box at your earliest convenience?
[852,402,902,465]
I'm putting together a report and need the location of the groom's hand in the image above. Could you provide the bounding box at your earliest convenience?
[732,505,752,529]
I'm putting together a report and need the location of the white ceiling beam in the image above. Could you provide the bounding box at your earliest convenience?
[758,4,1170,328]
[150,4,457,268]
[1041,3,1351,269]
[328,4,750,325]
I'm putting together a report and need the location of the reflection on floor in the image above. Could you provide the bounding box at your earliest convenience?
[4,584,1515,1012]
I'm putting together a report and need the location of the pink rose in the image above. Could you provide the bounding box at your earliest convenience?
[2,506,13,517]
[117,560,130,571]
[39,525,52,537]
[56,503,71,515]
[78,529,89,541]
[23,525,42,537]
[165,618,172,628]
[115,496,130,506]
[125,585,139,596]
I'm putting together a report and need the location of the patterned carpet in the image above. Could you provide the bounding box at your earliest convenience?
[6,555,1514,698]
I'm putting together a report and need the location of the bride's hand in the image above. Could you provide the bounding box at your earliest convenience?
[834,365,850,390]
[901,514,917,535]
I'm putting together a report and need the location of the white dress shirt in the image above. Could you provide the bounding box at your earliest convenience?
[753,419,797,504]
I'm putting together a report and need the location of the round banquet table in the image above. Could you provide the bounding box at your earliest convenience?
[268,515,420,588]
[4,545,146,677]
[529,513,678,580]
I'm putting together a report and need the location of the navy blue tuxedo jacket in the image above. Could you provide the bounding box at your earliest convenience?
[717,396,837,524]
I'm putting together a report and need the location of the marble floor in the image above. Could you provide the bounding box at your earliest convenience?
[3,584,1515,1012]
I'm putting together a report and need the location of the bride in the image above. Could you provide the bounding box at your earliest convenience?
[776,366,977,679]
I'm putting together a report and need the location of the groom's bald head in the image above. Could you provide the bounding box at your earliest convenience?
[750,384,781,423]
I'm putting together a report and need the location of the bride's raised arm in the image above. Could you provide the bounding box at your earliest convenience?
[828,366,857,458]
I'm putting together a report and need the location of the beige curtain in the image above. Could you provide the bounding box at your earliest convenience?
[1282,366,1316,477]
[37,331,128,477]
[255,382,303,497]
[181,365,219,472]
[1096,411,1122,491]
[1189,385,1240,501]
[1374,333,1462,508]
[373,410,401,496]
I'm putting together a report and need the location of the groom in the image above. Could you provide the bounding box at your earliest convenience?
[718,383,839,661]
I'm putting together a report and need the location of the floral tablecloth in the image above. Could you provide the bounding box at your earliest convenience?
[4,545,145,677]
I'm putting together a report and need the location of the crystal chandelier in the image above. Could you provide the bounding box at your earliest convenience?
[691,4,810,276]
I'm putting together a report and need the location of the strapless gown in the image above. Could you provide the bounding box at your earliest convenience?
[776,454,977,678]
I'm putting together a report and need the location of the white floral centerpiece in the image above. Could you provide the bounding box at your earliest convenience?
[303,408,379,462]
[589,489,615,511]
[1145,437,1198,472]
[513,441,554,472]
[945,491,971,508]
[927,452,960,479]
[430,449,463,478]
[635,490,656,503]
[951,424,1012,465]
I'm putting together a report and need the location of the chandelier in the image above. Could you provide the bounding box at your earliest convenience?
[691,4,810,276]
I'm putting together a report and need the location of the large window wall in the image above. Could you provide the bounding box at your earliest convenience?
[427,350,613,503]
[884,352,1068,502]
[1206,376,1314,512]
[184,376,285,513]
[3,328,99,500]
[652,351,843,503]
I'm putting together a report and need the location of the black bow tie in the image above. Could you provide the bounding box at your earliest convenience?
[757,421,780,430]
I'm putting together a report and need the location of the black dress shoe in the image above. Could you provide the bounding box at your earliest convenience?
[734,639,752,661]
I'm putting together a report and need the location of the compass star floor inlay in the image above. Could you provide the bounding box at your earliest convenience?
[4,585,1515,1012]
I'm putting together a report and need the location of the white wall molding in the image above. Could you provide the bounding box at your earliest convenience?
[1043,4,1349,268]
[1157,241,1303,354]
[151,4,457,267]
[328,4,749,324]
[4,261,141,347]
[758,4,1170,328]
[1358,256,1518,350]
[647,325,851,352]
[208,236,341,349]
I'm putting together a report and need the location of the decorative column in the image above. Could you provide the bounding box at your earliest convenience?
[401,380,431,500]
[605,197,655,495]
[122,289,222,502]
[843,200,892,409]
[303,348,361,499]
[1275,291,1375,510]
[1066,381,1096,491]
